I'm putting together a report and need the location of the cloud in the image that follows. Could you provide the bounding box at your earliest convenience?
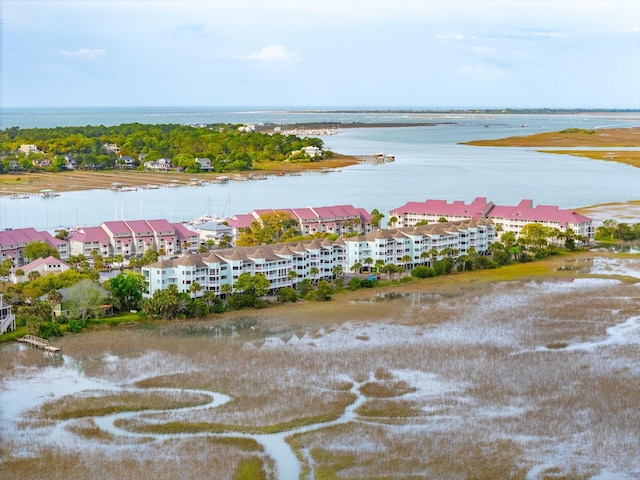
[57,48,106,59]
[436,32,471,42]
[533,31,565,38]
[248,44,300,62]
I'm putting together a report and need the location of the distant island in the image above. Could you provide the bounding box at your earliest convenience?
[462,126,640,170]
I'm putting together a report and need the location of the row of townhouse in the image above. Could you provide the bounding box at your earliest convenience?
[0,228,69,267]
[343,218,495,270]
[389,197,594,241]
[142,219,495,299]
[69,220,200,258]
[143,237,347,298]
[227,204,374,238]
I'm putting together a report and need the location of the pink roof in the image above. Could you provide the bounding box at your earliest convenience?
[291,208,316,221]
[487,200,591,224]
[146,219,175,234]
[70,226,110,245]
[125,220,153,235]
[102,221,132,236]
[356,208,373,222]
[227,214,256,229]
[0,227,63,248]
[15,255,69,274]
[171,223,198,239]
[390,197,490,219]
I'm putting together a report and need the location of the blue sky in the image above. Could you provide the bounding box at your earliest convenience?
[1,0,639,108]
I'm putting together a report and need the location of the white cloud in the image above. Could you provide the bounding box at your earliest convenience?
[436,32,468,42]
[57,48,106,59]
[248,45,300,62]
[533,31,565,38]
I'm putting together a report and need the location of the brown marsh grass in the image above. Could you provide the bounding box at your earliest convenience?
[2,251,640,478]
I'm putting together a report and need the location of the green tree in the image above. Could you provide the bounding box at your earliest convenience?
[0,258,13,278]
[307,280,333,301]
[189,281,202,298]
[46,289,63,322]
[234,272,270,298]
[350,261,362,278]
[65,279,107,320]
[24,241,60,261]
[108,273,145,312]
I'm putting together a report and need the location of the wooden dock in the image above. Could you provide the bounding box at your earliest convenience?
[17,335,61,352]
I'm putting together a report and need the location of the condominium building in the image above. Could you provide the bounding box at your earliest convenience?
[142,219,493,299]
[0,228,69,267]
[226,204,373,239]
[69,220,199,257]
[142,237,347,298]
[343,218,495,270]
[389,197,593,241]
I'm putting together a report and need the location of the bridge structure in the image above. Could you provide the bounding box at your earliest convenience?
[17,335,61,353]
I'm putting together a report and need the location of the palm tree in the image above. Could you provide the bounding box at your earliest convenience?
[388,216,398,228]
[46,290,63,322]
[428,247,439,266]
[189,282,202,298]
[310,266,320,284]
[364,257,374,272]
[374,259,385,273]
[220,283,233,299]
[420,251,429,266]
[350,261,362,278]
[401,254,412,274]
[332,265,343,282]
[287,270,299,288]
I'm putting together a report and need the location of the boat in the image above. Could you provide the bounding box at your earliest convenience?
[9,193,29,199]
[40,189,59,198]
[145,184,160,189]
[385,154,395,162]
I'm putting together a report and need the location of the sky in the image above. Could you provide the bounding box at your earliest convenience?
[1,0,639,109]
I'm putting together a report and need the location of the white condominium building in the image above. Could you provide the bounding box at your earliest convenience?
[142,219,494,298]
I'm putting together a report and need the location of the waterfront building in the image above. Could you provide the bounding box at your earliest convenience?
[343,218,495,270]
[69,220,198,257]
[389,197,593,241]
[226,204,373,239]
[0,227,69,267]
[142,219,488,299]
[142,238,347,298]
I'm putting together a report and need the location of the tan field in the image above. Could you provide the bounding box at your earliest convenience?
[0,154,358,196]
[463,126,640,170]
[2,250,640,479]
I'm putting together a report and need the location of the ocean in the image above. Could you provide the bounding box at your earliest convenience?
[1,107,640,231]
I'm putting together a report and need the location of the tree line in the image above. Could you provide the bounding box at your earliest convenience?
[0,123,326,173]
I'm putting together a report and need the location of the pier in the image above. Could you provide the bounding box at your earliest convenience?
[17,335,61,353]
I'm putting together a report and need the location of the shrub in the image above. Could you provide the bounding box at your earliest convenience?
[38,321,61,339]
[67,319,87,333]
[276,287,298,303]
[348,277,362,290]
[411,266,435,278]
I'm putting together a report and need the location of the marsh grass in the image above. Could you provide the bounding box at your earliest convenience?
[358,380,416,398]
[37,390,211,420]
[355,399,422,418]
[4,252,640,478]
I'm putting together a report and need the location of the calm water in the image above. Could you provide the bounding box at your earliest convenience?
[1,108,640,231]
